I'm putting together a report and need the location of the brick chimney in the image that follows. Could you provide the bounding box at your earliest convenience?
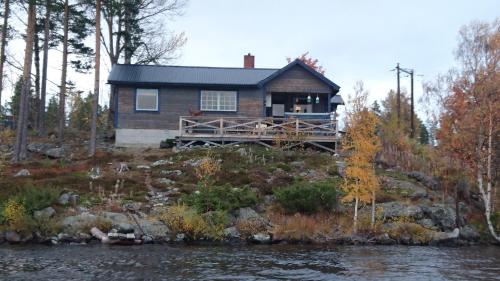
[244,53,255,68]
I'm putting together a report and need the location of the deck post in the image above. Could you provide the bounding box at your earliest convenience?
[179,117,184,136]
[295,118,299,136]
[219,117,224,138]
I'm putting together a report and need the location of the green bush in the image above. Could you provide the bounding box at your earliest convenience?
[182,184,258,213]
[15,186,60,215]
[274,181,338,214]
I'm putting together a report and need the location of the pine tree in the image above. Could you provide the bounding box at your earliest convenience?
[89,0,101,156]
[13,0,36,163]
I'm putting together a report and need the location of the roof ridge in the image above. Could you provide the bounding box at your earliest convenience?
[115,63,279,71]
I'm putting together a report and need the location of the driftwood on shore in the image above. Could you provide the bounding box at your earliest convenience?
[90,227,142,245]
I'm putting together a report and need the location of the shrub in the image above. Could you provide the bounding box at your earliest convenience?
[157,205,226,240]
[182,184,258,213]
[15,186,60,215]
[195,150,221,188]
[2,198,33,233]
[274,181,338,214]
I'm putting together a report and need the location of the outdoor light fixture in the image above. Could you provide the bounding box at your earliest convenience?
[307,94,312,103]
[315,94,320,104]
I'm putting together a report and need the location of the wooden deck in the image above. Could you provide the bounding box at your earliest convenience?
[177,116,340,152]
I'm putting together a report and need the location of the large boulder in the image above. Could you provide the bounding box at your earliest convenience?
[101,212,130,228]
[459,225,480,241]
[376,202,424,221]
[223,227,241,240]
[430,228,459,245]
[237,207,261,221]
[61,213,111,233]
[422,204,465,231]
[134,217,170,242]
[382,178,428,199]
[27,143,68,159]
[406,171,439,190]
[45,147,68,159]
[58,193,80,206]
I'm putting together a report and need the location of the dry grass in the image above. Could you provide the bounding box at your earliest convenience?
[235,218,268,239]
[269,212,334,242]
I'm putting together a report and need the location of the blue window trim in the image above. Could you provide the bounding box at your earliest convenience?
[134,88,160,113]
[199,89,239,113]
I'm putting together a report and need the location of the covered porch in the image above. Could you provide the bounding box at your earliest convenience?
[265,92,342,120]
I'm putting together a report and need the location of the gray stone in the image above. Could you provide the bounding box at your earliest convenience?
[136,165,151,170]
[157,178,175,185]
[250,233,271,244]
[118,223,135,234]
[61,213,110,233]
[223,227,240,239]
[430,228,459,245]
[423,204,460,231]
[237,207,261,221]
[14,169,30,177]
[34,207,56,219]
[459,225,480,241]
[45,147,67,159]
[101,212,130,227]
[376,202,424,221]
[151,159,173,167]
[175,233,186,242]
[27,143,55,154]
[375,233,396,245]
[161,170,182,176]
[406,171,439,190]
[416,218,437,230]
[383,178,427,199]
[135,217,170,241]
[58,193,71,205]
[5,231,21,243]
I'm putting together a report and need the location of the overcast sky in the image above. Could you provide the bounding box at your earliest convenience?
[1,0,499,121]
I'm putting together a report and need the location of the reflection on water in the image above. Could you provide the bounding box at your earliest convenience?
[0,244,499,280]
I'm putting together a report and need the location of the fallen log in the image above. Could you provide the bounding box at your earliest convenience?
[91,227,142,245]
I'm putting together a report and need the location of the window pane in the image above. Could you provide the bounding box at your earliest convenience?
[201,91,236,111]
[136,89,158,111]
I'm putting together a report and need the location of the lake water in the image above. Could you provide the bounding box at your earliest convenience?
[0,244,499,280]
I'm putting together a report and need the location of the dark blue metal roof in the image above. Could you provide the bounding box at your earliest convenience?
[108,64,279,86]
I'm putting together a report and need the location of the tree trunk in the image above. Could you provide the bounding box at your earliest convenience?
[89,0,101,156]
[38,0,51,135]
[371,190,376,228]
[58,0,69,143]
[353,195,359,234]
[34,31,41,131]
[12,0,36,163]
[0,0,10,107]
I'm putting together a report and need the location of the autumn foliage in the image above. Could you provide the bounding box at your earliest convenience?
[342,82,381,233]
[287,52,326,75]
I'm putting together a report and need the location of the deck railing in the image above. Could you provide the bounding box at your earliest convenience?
[178,116,338,139]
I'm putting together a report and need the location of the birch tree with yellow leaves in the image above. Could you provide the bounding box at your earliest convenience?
[342,82,381,233]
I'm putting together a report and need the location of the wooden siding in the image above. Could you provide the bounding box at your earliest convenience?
[117,87,263,130]
[266,65,332,94]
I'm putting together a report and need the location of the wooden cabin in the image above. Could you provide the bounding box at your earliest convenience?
[107,54,344,151]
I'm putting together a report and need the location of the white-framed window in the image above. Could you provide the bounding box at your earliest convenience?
[136,88,159,111]
[200,90,237,111]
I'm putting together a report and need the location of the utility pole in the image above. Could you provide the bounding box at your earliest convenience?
[410,69,414,138]
[396,63,400,128]
[394,63,415,138]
